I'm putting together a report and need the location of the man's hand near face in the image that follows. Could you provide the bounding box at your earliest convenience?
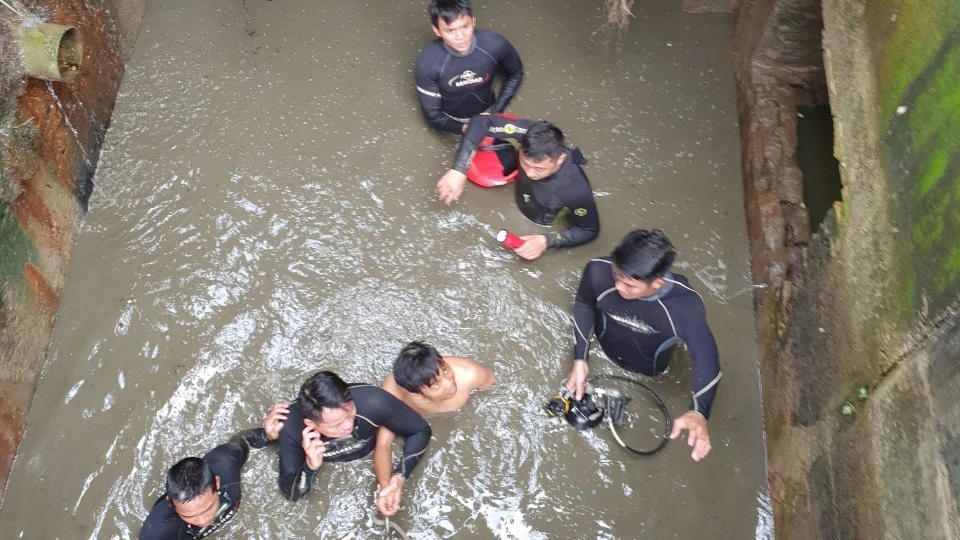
[301,425,326,471]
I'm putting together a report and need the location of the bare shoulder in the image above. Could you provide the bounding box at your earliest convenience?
[382,373,404,400]
[447,356,495,390]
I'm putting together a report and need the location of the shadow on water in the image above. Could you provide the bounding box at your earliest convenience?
[0,0,771,538]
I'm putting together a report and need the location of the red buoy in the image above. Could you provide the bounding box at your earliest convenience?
[466,113,521,187]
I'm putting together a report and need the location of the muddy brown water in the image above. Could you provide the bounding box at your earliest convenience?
[0,0,770,538]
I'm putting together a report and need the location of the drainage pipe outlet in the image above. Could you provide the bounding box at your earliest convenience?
[21,23,82,82]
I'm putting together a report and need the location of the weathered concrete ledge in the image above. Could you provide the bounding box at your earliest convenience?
[0,0,142,502]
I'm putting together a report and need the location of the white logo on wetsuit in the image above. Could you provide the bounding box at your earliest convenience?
[448,70,487,87]
[187,495,238,539]
[323,436,368,458]
[607,312,658,334]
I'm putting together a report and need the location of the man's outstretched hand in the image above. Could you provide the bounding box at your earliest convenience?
[670,411,712,462]
[437,169,468,204]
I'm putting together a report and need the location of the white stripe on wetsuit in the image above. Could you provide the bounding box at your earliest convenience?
[657,299,678,337]
[663,277,706,304]
[399,447,428,476]
[417,86,441,98]
[356,414,379,428]
[692,371,723,415]
[574,260,613,362]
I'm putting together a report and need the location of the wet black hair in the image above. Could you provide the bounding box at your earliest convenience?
[520,121,565,161]
[166,457,216,503]
[298,370,353,422]
[393,341,444,394]
[612,229,676,282]
[429,0,473,27]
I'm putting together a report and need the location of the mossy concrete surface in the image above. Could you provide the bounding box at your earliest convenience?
[736,0,960,537]
[0,0,143,503]
[877,0,960,320]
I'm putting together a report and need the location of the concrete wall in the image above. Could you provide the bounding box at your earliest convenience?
[0,0,142,501]
[736,0,960,537]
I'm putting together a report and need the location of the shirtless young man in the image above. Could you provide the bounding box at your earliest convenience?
[383,341,495,415]
[373,341,494,516]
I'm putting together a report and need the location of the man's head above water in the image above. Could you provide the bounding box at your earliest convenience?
[611,229,676,300]
[166,457,221,528]
[298,370,357,438]
[518,122,567,180]
[393,341,458,400]
[429,0,473,27]
[429,0,476,54]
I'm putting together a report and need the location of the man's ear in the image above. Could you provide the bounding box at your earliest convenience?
[651,277,665,291]
[432,25,441,38]
[555,153,567,167]
[304,417,317,430]
[214,475,221,491]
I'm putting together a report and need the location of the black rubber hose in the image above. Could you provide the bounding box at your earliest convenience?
[587,374,672,456]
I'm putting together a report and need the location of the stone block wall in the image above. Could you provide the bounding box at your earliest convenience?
[0,0,142,501]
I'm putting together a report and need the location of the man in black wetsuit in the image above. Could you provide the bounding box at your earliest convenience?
[565,230,722,462]
[276,371,431,517]
[437,115,600,260]
[415,0,523,133]
[138,404,288,539]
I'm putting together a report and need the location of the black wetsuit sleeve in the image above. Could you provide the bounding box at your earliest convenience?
[366,389,432,478]
[415,50,465,134]
[489,37,523,113]
[452,115,535,173]
[225,427,272,455]
[201,428,271,483]
[573,262,602,362]
[547,161,600,249]
[677,299,722,418]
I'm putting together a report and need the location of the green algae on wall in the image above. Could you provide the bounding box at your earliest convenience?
[873,0,960,122]
[0,206,37,288]
[880,0,960,318]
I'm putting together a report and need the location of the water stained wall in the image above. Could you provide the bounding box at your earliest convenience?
[0,0,143,501]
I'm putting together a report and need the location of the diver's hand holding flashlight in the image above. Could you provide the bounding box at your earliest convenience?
[514,235,547,260]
